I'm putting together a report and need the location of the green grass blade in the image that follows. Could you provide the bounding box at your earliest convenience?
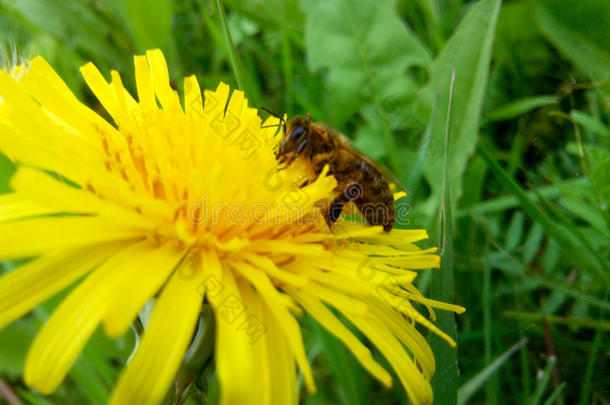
[483,252,499,405]
[571,110,610,137]
[534,189,609,269]
[214,0,247,92]
[483,95,557,123]
[502,311,610,331]
[458,338,528,405]
[527,356,556,405]
[542,382,566,405]
[578,289,608,405]
[471,216,610,311]
[458,178,588,217]
[476,144,609,285]
[429,69,458,405]
[16,389,54,405]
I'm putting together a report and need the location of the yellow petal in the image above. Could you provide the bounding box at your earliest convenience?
[19,56,114,146]
[0,72,100,183]
[389,285,465,314]
[0,193,57,222]
[109,257,205,405]
[205,254,261,405]
[393,191,407,200]
[364,298,435,378]
[375,254,441,269]
[241,252,309,287]
[234,280,270,405]
[342,310,433,405]
[0,216,143,259]
[146,49,181,111]
[0,243,119,329]
[249,240,325,256]
[312,288,369,317]
[10,167,156,230]
[355,228,429,244]
[133,55,156,111]
[240,280,298,405]
[262,303,298,405]
[24,241,144,393]
[80,62,120,120]
[288,288,393,388]
[231,260,315,392]
[184,75,203,115]
[102,243,186,337]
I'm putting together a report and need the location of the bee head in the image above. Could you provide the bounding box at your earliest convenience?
[276,114,312,162]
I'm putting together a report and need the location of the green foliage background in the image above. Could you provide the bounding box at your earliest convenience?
[0,0,609,404]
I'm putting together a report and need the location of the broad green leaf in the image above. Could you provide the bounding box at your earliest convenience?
[534,0,610,84]
[353,107,389,161]
[414,0,502,216]
[302,0,431,125]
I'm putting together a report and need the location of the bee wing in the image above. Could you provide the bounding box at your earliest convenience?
[335,135,408,196]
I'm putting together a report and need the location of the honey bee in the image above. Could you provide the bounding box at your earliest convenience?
[275,113,399,232]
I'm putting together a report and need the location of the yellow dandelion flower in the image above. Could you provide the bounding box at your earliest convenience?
[0,50,464,405]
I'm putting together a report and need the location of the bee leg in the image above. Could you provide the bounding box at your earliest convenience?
[295,138,308,155]
[324,195,348,229]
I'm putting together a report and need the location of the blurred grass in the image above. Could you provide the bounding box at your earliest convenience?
[1,0,609,404]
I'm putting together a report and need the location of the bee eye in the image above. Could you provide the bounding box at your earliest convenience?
[288,125,307,140]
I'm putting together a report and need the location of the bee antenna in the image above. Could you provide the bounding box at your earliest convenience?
[260,107,287,134]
